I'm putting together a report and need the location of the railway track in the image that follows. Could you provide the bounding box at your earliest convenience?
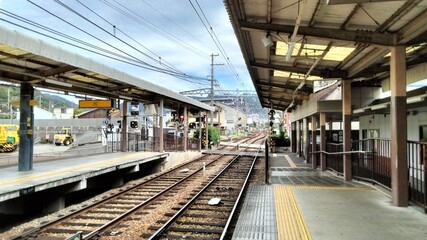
[148,154,259,239]
[11,133,265,240]
[218,132,266,151]
[12,154,225,240]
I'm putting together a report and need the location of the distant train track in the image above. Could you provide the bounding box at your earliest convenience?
[12,133,265,240]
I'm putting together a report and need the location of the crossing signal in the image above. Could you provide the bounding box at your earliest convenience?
[268,109,275,120]
[130,121,138,128]
[177,107,185,122]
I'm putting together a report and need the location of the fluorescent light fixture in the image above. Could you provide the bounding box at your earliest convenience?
[407,96,425,104]
[45,79,72,88]
[370,103,388,110]
[353,108,365,114]
[407,93,427,104]
[119,95,133,100]
[261,34,274,48]
[286,42,295,62]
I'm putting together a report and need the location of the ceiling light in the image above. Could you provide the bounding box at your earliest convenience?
[353,108,365,114]
[45,79,72,88]
[406,92,427,104]
[119,95,133,100]
[370,103,388,110]
[407,96,425,104]
[261,33,273,48]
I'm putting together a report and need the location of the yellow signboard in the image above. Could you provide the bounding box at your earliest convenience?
[79,100,113,108]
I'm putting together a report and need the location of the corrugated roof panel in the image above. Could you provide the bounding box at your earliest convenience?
[0,25,214,112]
[348,2,403,30]
[315,4,356,25]
[323,46,355,61]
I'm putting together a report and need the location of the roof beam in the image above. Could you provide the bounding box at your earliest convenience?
[399,9,427,44]
[239,20,398,46]
[250,61,346,78]
[257,81,311,93]
[36,65,79,78]
[346,47,390,77]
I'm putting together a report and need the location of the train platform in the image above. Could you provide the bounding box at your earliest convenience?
[232,151,427,240]
[0,151,168,203]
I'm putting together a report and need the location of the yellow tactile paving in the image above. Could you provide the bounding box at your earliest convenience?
[274,184,373,240]
[274,185,312,240]
[284,154,297,168]
[0,152,156,187]
[292,186,373,191]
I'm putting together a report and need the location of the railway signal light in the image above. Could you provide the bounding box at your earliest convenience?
[130,120,138,128]
[171,111,177,121]
[268,109,275,120]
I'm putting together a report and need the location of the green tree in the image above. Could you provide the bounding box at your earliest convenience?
[193,126,220,145]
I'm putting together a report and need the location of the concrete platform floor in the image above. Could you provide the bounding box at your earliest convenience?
[233,152,427,240]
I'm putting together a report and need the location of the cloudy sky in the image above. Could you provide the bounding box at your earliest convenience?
[0,0,253,95]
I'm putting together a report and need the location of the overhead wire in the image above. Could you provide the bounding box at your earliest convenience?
[141,0,212,51]
[101,0,210,59]
[75,0,184,74]
[0,11,207,86]
[21,0,209,84]
[52,0,182,74]
[190,0,247,90]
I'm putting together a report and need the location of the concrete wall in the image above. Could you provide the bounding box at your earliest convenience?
[161,151,202,171]
[359,110,427,141]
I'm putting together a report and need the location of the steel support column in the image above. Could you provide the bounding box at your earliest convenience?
[205,111,209,150]
[121,100,127,152]
[184,105,188,151]
[198,111,202,151]
[342,80,352,181]
[291,121,296,152]
[18,82,34,171]
[311,115,317,169]
[390,46,408,207]
[296,120,301,156]
[320,112,326,171]
[159,99,164,152]
[303,118,309,161]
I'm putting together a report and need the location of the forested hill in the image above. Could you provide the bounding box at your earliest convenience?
[0,86,76,116]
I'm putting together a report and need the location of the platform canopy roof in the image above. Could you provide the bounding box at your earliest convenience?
[0,25,214,113]
[224,0,427,111]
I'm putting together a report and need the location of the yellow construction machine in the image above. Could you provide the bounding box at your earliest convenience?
[0,124,19,152]
[54,128,74,146]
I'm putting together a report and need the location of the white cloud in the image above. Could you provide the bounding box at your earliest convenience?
[0,0,253,93]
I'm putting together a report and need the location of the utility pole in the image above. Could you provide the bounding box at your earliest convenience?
[210,53,223,127]
[8,87,12,124]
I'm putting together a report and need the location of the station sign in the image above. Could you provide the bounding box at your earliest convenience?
[79,99,113,108]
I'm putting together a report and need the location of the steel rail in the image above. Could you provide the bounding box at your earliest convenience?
[220,138,265,239]
[83,153,227,239]
[148,153,245,239]
[11,154,217,240]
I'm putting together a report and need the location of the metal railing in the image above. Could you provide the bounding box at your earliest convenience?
[325,143,344,174]
[126,132,200,152]
[351,139,391,188]
[407,140,427,208]
[316,138,426,211]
